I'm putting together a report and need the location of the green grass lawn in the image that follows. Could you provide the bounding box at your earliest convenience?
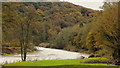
[2,57,120,68]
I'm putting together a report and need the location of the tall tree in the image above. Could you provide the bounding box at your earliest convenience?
[2,3,39,61]
[17,5,39,61]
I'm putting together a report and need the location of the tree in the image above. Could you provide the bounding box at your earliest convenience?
[2,3,39,61]
[17,5,39,61]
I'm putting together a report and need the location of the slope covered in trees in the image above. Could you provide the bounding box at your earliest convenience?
[2,2,94,46]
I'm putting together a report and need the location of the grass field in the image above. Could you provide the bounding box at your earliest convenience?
[2,57,120,68]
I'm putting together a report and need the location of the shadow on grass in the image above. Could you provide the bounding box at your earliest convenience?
[2,65,119,68]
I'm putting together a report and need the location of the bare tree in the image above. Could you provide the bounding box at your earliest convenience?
[9,5,39,61]
[17,5,39,61]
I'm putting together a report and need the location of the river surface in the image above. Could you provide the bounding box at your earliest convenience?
[0,47,89,65]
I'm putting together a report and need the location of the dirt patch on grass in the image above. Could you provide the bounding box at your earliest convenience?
[83,60,113,64]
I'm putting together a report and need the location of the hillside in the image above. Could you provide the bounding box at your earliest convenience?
[3,2,94,27]
[2,2,94,46]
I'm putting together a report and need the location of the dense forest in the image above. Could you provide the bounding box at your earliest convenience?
[2,2,120,63]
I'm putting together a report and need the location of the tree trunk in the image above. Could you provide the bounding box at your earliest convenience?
[20,40,24,61]
[113,49,120,65]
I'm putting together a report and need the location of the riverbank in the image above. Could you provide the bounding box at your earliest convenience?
[2,46,36,56]
[2,57,119,68]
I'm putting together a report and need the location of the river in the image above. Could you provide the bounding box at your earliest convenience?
[0,47,89,65]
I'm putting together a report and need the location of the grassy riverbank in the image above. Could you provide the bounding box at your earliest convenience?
[2,57,119,68]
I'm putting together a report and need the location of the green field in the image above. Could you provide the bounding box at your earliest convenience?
[2,57,120,68]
